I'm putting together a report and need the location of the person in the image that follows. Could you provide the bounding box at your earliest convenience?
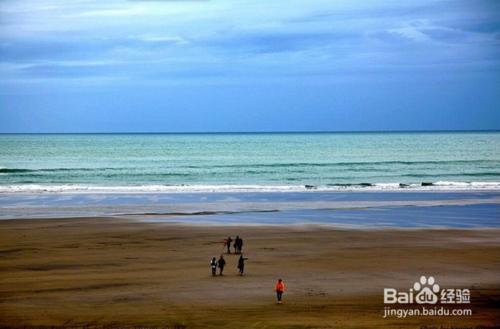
[217,255,226,276]
[237,254,248,275]
[275,279,285,304]
[225,236,233,254]
[238,236,244,253]
[210,257,217,277]
[234,236,240,254]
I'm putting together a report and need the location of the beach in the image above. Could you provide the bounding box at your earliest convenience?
[1,216,499,328]
[1,132,499,327]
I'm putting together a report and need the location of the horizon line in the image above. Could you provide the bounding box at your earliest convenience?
[0,129,500,135]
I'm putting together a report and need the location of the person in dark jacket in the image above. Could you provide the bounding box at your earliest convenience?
[234,236,240,254]
[237,254,248,276]
[217,255,226,276]
[225,236,233,254]
[210,257,217,276]
[238,236,244,253]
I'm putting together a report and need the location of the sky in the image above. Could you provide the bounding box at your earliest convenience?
[0,0,499,133]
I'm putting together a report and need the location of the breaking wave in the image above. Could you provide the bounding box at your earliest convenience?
[1,181,500,193]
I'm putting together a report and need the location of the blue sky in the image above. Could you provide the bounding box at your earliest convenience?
[0,0,499,132]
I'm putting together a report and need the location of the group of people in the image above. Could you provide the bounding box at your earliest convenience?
[209,235,286,304]
[210,235,247,276]
[210,254,248,276]
[224,235,244,254]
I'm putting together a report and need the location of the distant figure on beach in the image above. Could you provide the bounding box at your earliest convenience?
[210,257,217,277]
[217,255,226,276]
[225,236,233,254]
[234,236,243,254]
[234,236,240,254]
[275,279,285,304]
[238,236,244,253]
[237,254,248,275]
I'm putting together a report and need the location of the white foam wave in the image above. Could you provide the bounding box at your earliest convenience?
[1,182,500,193]
[373,183,403,189]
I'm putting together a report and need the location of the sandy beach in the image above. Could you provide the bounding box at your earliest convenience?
[1,217,499,328]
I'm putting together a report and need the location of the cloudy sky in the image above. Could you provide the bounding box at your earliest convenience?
[0,0,499,132]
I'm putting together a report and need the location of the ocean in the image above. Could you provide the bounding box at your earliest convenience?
[1,132,500,225]
[1,132,499,193]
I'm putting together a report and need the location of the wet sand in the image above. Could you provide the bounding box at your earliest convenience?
[1,217,499,328]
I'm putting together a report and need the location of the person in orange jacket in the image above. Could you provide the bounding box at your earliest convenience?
[275,278,285,304]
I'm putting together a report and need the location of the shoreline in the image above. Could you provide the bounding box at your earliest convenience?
[5,216,500,232]
[2,191,499,227]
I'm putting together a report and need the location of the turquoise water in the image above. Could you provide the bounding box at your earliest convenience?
[0,132,499,192]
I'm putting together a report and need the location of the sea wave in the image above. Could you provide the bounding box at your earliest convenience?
[1,181,500,193]
[1,159,498,174]
[0,167,120,173]
[0,168,35,173]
